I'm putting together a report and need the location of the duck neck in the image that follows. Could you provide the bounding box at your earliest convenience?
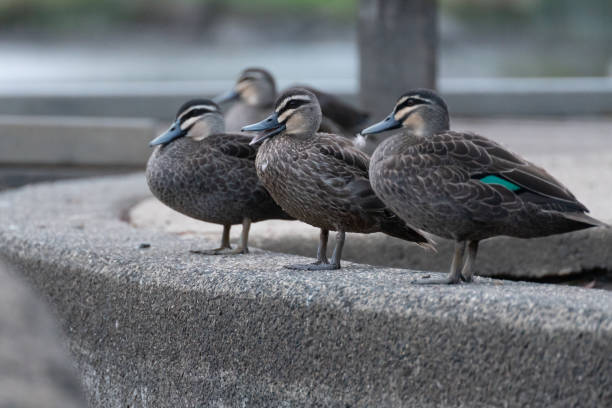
[405,109,450,138]
[187,115,225,141]
[242,87,276,108]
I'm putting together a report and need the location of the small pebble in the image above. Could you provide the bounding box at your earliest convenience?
[138,243,151,249]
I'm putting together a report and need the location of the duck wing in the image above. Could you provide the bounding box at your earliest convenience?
[200,134,292,220]
[313,135,430,244]
[428,131,588,214]
[207,133,258,161]
[314,134,371,174]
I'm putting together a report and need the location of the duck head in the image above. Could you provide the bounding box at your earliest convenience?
[360,89,450,138]
[214,67,276,107]
[242,88,322,145]
[149,99,224,146]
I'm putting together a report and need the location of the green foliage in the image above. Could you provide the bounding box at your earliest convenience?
[0,0,357,28]
[218,0,356,17]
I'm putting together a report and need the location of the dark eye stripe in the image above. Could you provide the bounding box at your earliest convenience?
[278,98,309,115]
[396,98,427,112]
[179,107,214,122]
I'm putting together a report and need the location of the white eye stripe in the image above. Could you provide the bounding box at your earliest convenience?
[180,115,204,131]
[411,98,431,105]
[235,81,249,91]
[276,95,311,113]
[397,96,409,106]
[178,104,217,122]
[277,109,295,123]
[394,106,418,120]
[395,96,431,110]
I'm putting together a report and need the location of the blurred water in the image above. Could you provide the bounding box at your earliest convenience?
[1,14,610,95]
[0,38,358,91]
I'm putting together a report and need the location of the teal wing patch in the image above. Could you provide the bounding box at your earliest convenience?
[479,175,521,192]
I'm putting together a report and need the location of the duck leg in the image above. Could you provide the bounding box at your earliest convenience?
[413,241,465,285]
[285,229,342,271]
[460,240,479,282]
[317,229,330,264]
[328,230,345,269]
[225,217,251,255]
[191,219,252,255]
[190,224,232,255]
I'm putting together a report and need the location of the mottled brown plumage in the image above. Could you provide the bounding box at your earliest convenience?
[363,89,606,283]
[243,88,431,270]
[146,99,292,254]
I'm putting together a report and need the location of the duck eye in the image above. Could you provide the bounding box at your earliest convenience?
[405,98,417,106]
[286,100,301,109]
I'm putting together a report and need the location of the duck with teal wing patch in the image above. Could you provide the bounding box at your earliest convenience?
[241,88,432,270]
[215,67,370,143]
[146,99,293,255]
[361,89,607,284]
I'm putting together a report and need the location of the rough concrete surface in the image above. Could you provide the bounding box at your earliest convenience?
[0,260,85,408]
[1,174,611,407]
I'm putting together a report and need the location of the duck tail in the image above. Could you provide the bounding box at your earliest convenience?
[561,212,608,228]
[381,218,436,251]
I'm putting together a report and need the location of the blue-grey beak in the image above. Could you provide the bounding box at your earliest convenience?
[360,112,401,135]
[212,89,239,104]
[242,112,286,145]
[149,120,183,146]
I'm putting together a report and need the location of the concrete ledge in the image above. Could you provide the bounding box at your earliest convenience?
[0,78,611,118]
[2,114,612,172]
[1,174,612,407]
[0,115,157,166]
[0,260,85,408]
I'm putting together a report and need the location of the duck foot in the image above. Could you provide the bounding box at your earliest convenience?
[411,273,473,285]
[411,275,462,285]
[284,261,339,271]
[190,246,248,256]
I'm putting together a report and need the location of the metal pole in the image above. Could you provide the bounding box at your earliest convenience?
[358,0,438,120]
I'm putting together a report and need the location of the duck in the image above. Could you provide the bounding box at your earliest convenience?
[361,88,607,284]
[146,99,293,255]
[241,88,432,270]
[215,67,370,142]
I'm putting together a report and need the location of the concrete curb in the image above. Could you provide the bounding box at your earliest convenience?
[1,83,611,118]
[0,261,85,408]
[1,174,611,407]
[0,115,157,166]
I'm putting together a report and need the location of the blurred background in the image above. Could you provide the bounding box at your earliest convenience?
[0,0,611,189]
[1,0,611,86]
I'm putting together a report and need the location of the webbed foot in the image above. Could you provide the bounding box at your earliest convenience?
[190,246,249,255]
[284,261,339,271]
[411,274,462,285]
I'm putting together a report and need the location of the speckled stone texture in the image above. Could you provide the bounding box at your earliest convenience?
[0,174,611,407]
[0,261,85,408]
